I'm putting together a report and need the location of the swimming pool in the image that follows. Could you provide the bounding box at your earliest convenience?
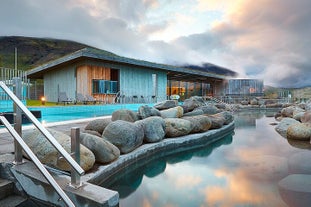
[28,103,153,123]
[102,110,310,207]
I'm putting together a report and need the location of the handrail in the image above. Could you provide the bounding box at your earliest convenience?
[0,81,84,176]
[0,116,75,207]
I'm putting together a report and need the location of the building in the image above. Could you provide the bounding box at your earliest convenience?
[27,48,233,103]
[226,79,264,97]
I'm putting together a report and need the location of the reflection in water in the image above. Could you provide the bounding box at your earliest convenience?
[103,110,311,207]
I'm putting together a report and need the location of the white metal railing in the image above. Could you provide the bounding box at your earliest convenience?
[0,79,84,207]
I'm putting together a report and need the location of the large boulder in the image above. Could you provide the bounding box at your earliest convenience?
[182,115,212,133]
[102,120,144,154]
[250,98,258,105]
[137,105,161,119]
[183,109,204,117]
[219,111,234,124]
[206,113,226,129]
[240,100,249,105]
[286,123,311,140]
[23,128,95,172]
[293,112,305,122]
[154,100,177,110]
[301,111,311,123]
[80,133,120,164]
[182,96,205,112]
[160,106,184,118]
[164,118,193,138]
[111,109,139,122]
[281,106,305,118]
[275,118,300,138]
[194,104,221,115]
[136,116,166,143]
[84,118,112,134]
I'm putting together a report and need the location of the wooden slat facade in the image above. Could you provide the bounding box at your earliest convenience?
[76,65,111,101]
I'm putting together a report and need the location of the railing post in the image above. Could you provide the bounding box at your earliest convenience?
[13,77,23,164]
[70,127,82,189]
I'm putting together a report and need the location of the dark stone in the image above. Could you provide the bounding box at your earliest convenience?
[111,109,139,122]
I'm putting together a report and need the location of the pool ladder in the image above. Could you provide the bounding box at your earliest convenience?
[0,78,84,207]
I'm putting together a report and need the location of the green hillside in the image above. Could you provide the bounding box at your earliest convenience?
[0,36,92,70]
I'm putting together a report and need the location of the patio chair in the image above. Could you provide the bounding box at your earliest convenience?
[58,92,72,105]
[76,93,87,104]
[85,95,96,104]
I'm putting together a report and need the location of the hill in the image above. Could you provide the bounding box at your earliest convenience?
[0,36,237,77]
[0,36,92,70]
[182,63,237,77]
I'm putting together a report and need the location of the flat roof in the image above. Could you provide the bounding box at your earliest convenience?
[27,47,230,81]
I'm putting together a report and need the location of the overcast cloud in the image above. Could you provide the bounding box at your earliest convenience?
[1,0,310,87]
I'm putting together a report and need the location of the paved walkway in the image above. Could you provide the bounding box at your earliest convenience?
[0,116,110,155]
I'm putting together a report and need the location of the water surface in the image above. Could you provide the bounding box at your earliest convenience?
[104,110,310,207]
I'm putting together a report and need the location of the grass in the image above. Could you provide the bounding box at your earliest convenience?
[26,99,58,106]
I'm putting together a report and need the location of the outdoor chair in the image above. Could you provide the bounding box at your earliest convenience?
[76,93,87,104]
[58,92,72,105]
[85,95,96,104]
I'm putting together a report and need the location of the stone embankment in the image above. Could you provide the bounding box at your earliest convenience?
[23,96,234,173]
[272,100,311,207]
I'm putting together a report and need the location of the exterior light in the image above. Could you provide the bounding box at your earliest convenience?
[41,96,46,105]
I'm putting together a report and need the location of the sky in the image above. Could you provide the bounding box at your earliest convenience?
[1,0,311,88]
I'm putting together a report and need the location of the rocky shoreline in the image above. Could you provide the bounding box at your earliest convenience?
[22,96,235,173]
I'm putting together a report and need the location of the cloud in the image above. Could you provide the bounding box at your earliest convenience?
[1,0,311,87]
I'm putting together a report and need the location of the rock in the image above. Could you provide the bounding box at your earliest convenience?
[293,112,305,121]
[278,174,311,207]
[281,106,304,118]
[194,104,221,115]
[136,116,166,143]
[154,100,177,110]
[240,100,248,105]
[275,118,300,138]
[23,128,95,172]
[102,120,144,153]
[301,111,311,123]
[305,102,311,111]
[264,99,277,105]
[80,133,120,164]
[84,118,112,134]
[250,98,258,105]
[219,111,234,124]
[206,113,226,129]
[111,109,139,122]
[287,139,311,150]
[160,106,184,118]
[182,115,211,133]
[182,96,205,112]
[286,123,311,140]
[137,105,161,119]
[83,130,102,137]
[183,109,204,117]
[164,118,193,138]
[266,103,283,108]
[288,151,311,174]
[214,103,226,110]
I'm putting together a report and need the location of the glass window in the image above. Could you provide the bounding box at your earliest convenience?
[92,80,118,94]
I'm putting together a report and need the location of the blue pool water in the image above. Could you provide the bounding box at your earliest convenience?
[103,110,311,207]
[28,103,153,123]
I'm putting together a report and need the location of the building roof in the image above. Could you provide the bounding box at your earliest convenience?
[27,47,232,81]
